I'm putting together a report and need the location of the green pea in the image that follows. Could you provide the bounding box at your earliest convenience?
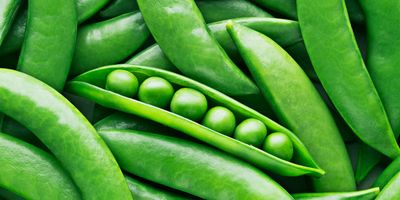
[106,69,139,97]
[234,118,267,147]
[202,106,236,136]
[263,132,294,161]
[170,88,208,121]
[138,77,174,108]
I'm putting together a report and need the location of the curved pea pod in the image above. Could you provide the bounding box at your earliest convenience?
[196,0,272,23]
[77,0,110,23]
[0,0,21,45]
[227,22,355,192]
[0,8,25,56]
[0,69,132,200]
[297,0,400,159]
[99,129,293,199]
[100,0,138,18]
[137,0,258,96]
[17,0,77,91]
[293,187,379,200]
[376,171,400,200]
[70,12,149,76]
[0,133,81,200]
[373,157,400,189]
[66,64,325,177]
[249,0,297,19]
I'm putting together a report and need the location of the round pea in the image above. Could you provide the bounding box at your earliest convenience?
[170,88,208,121]
[263,132,294,161]
[202,106,236,136]
[138,77,174,108]
[105,69,139,97]
[234,118,267,147]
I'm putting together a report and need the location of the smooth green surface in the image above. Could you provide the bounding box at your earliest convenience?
[71,12,149,76]
[263,132,293,161]
[66,65,325,177]
[137,0,258,96]
[17,0,77,91]
[106,69,139,97]
[250,0,297,19]
[0,0,20,45]
[196,0,272,23]
[293,187,379,200]
[0,8,25,56]
[376,171,400,200]
[170,88,208,122]
[373,157,400,189]
[77,0,110,23]
[100,129,293,199]
[234,118,267,147]
[0,69,132,200]
[0,133,80,200]
[297,0,399,159]
[227,22,355,191]
[100,0,138,18]
[202,106,236,136]
[138,77,175,109]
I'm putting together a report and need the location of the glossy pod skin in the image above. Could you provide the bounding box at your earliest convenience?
[376,171,400,200]
[0,8,25,56]
[137,0,258,96]
[293,187,379,200]
[227,23,355,192]
[373,157,400,189]
[297,0,400,159]
[66,65,325,177]
[0,133,80,200]
[70,12,150,76]
[0,69,132,200]
[99,129,293,200]
[17,0,77,91]
[0,0,21,45]
[100,0,138,18]
[196,0,272,23]
[77,0,110,23]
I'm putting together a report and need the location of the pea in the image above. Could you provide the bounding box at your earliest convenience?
[138,77,174,108]
[263,132,294,161]
[202,106,236,136]
[234,118,267,147]
[170,88,208,121]
[106,70,139,97]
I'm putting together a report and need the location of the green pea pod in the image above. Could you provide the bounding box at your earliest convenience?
[137,0,258,96]
[373,157,400,189]
[0,8,25,56]
[0,69,132,200]
[126,176,191,200]
[100,0,138,18]
[0,133,80,200]
[293,187,379,200]
[99,129,293,199]
[70,12,150,76]
[376,171,400,200]
[66,64,325,177]
[227,22,355,192]
[297,0,400,159]
[77,0,110,23]
[249,0,297,19]
[196,0,272,23]
[0,0,21,45]
[17,0,77,91]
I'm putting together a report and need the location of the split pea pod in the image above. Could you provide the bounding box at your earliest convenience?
[0,133,80,200]
[17,0,77,91]
[293,187,379,200]
[0,69,132,200]
[297,0,400,159]
[227,22,355,192]
[66,64,324,177]
[137,0,258,96]
[99,129,293,199]
[0,0,21,45]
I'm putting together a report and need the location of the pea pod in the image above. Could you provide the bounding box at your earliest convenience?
[373,157,400,189]
[0,133,80,200]
[0,0,21,45]
[66,64,324,177]
[249,0,297,19]
[0,69,132,200]
[0,8,25,56]
[227,22,355,191]
[77,0,110,23]
[137,0,258,96]
[293,187,379,200]
[100,0,138,18]
[297,0,400,159]
[376,171,400,200]
[70,12,150,76]
[196,0,272,23]
[17,0,77,91]
[99,129,293,199]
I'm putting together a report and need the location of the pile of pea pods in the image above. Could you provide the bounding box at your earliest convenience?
[0,0,399,199]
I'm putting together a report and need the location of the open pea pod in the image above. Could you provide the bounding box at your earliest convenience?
[66,65,324,177]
